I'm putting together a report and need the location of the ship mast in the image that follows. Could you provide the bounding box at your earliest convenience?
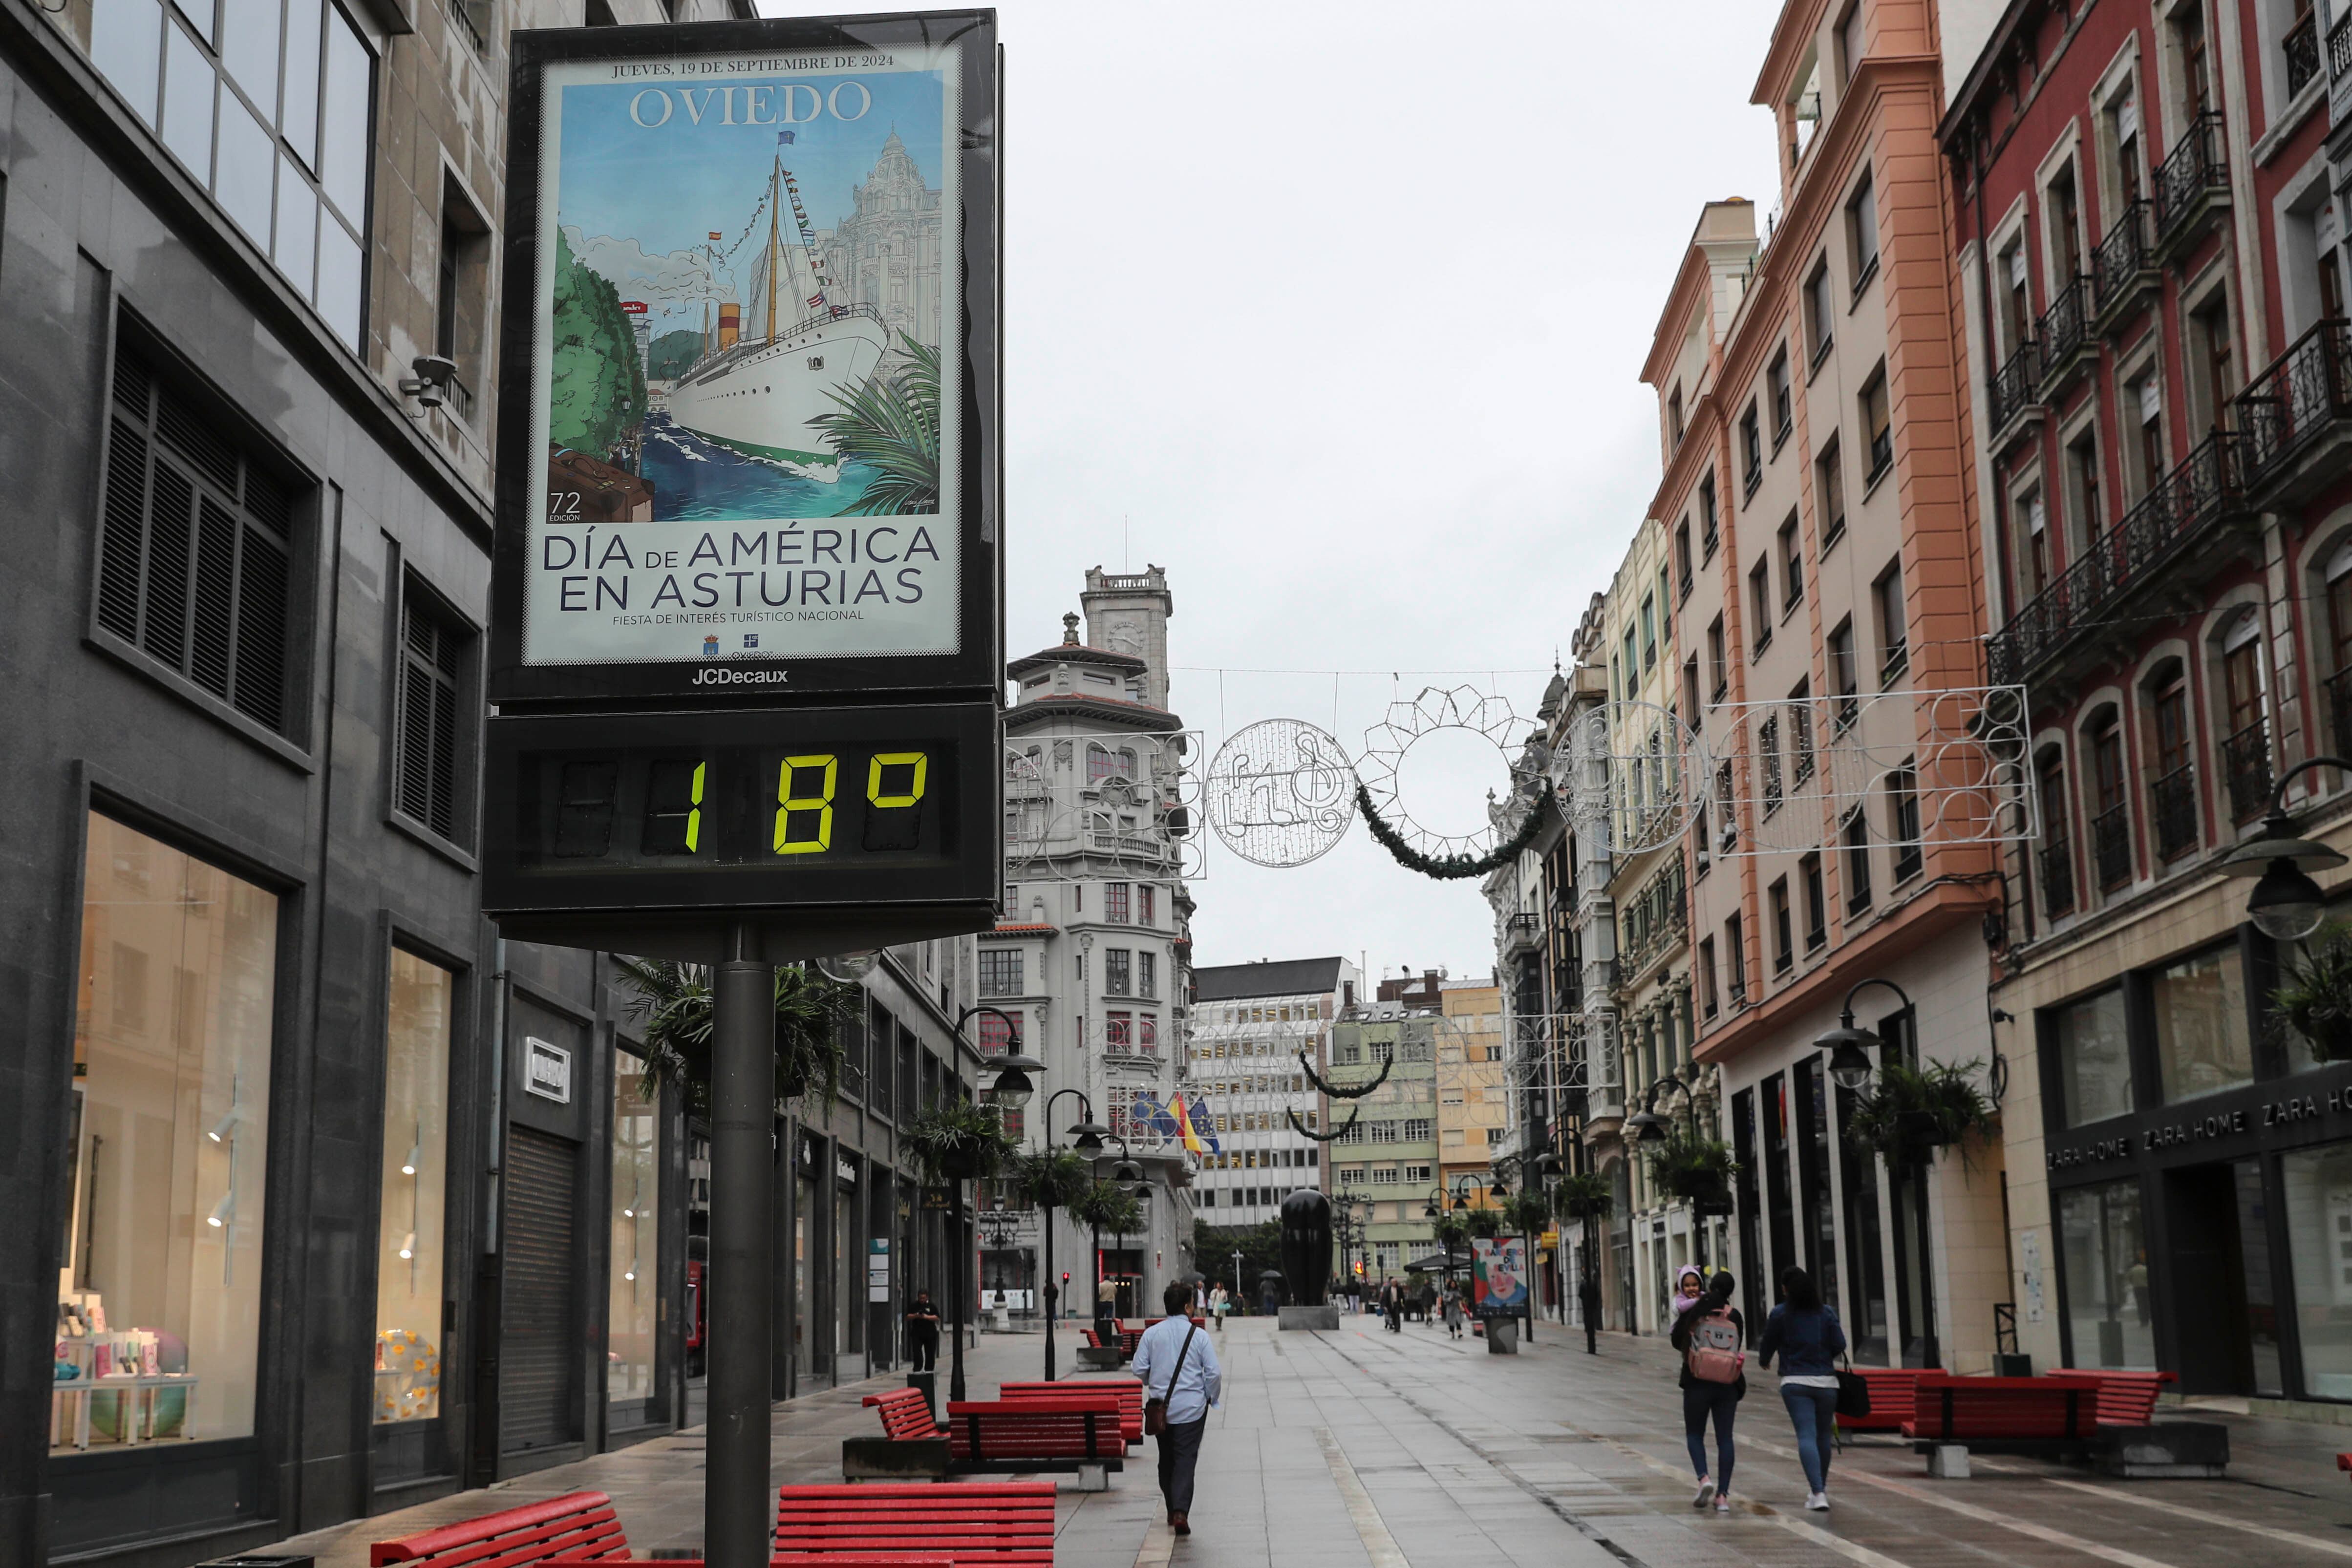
[765,152,781,347]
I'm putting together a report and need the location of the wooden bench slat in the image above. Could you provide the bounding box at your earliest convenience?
[371,1493,627,1568]
[776,1483,1056,1568]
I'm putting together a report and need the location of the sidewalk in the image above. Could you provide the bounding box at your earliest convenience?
[265,1313,2352,1568]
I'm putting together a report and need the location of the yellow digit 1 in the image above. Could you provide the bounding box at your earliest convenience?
[775,754,838,854]
[867,751,928,808]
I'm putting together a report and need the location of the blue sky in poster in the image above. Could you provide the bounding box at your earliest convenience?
[555,67,943,340]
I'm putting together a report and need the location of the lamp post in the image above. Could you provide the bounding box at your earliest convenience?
[1092,1133,1145,1322]
[2222,756,2352,939]
[1809,978,1939,1366]
[950,1006,1042,1404]
[1039,1088,1106,1380]
[1628,1074,1711,1266]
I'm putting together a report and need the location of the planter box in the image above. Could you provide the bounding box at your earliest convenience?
[2091,1422,2228,1478]
[1278,1305,1340,1331]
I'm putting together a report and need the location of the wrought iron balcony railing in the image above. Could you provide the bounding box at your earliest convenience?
[2037,274,2093,374]
[2093,803,2133,890]
[1503,911,1542,956]
[2332,5,2352,80]
[2039,840,2076,920]
[2151,764,2200,862]
[1987,433,2245,686]
[2234,317,2352,496]
[2288,8,2322,97]
[2091,201,2153,320]
[2153,112,2229,243]
[2223,720,2274,825]
[1988,339,2039,435]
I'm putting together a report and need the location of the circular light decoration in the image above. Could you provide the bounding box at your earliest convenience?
[1550,699,1706,858]
[1355,686,1534,862]
[1203,719,1359,867]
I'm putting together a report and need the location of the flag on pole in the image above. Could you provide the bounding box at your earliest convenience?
[1171,1094,1219,1154]
[778,129,796,145]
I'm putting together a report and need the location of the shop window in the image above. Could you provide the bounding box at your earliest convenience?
[609,1058,661,1428]
[2050,987,2132,1127]
[2151,945,2252,1102]
[2283,1142,2352,1399]
[376,949,450,1425]
[58,814,279,1448]
[2059,1178,2155,1369]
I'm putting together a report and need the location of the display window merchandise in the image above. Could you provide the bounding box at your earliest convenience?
[55,813,278,1450]
[376,949,451,1424]
[609,1058,661,1427]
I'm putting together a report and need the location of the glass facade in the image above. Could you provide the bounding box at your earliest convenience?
[375,950,450,1424]
[609,1062,661,1427]
[2058,1178,2154,1369]
[2054,987,2132,1126]
[2151,946,2252,1103]
[2284,1142,2352,1400]
[57,814,278,1448]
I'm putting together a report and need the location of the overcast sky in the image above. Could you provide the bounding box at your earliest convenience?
[759,0,1784,986]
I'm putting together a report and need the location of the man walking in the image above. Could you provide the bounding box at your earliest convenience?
[1132,1280,1221,1536]
[1096,1274,1119,1338]
[1579,1269,1602,1355]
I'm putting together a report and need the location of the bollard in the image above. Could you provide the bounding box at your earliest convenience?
[1927,1444,1970,1480]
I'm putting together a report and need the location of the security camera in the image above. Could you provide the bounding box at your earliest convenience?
[400,355,459,410]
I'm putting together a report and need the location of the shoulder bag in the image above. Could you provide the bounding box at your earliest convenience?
[1143,1323,1199,1437]
[1834,1351,1871,1419]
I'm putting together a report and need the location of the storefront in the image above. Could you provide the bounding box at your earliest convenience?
[2037,926,2352,1400]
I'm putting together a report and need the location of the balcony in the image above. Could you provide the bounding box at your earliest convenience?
[2335,4,2352,78]
[2091,201,2156,331]
[2036,275,2095,389]
[2039,840,2076,920]
[2234,318,2352,507]
[2223,720,2273,825]
[2153,112,2230,259]
[2151,764,2200,862]
[1502,911,1542,958]
[1987,340,2040,443]
[2288,7,2322,98]
[1986,433,2248,689]
[2093,803,2133,890]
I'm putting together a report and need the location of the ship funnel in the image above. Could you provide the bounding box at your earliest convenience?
[717,302,741,352]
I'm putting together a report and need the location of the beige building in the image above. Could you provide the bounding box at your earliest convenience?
[1437,977,1506,1197]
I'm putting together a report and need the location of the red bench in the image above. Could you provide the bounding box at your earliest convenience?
[2044,1369,2177,1426]
[1903,1375,2098,1454]
[2338,1452,2352,1480]
[547,1560,949,1568]
[997,1380,1142,1448]
[1834,1368,1922,1435]
[946,1398,1123,1472]
[371,1492,628,1567]
[862,1387,943,1441]
[776,1483,1056,1568]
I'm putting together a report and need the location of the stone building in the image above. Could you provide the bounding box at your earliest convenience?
[819,127,943,359]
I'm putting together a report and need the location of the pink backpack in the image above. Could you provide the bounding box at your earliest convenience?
[1684,1306,1744,1384]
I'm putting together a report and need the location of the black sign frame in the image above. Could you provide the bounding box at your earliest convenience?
[488,11,1002,708]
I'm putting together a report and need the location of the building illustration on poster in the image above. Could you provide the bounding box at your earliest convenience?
[527,46,963,669]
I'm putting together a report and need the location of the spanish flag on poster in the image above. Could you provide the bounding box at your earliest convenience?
[1172,1094,1219,1155]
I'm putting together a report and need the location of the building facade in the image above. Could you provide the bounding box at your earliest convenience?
[1189,958,1358,1231]
[1331,984,1445,1281]
[990,568,1196,1322]
[1437,976,1507,1198]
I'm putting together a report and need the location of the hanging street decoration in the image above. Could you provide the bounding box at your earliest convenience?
[1297,1049,1391,1099]
[1202,719,1358,868]
[1286,1105,1361,1142]
[1359,777,1555,881]
[1354,687,1536,862]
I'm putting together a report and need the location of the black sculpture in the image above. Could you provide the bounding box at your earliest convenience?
[1278,1189,1334,1306]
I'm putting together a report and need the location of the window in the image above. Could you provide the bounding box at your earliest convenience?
[1708,615,1729,699]
[97,340,300,734]
[1369,1037,1394,1064]
[1641,594,1658,670]
[2151,946,2251,1102]
[1816,436,1846,550]
[1807,260,1837,365]
[2038,748,2076,917]
[1140,1015,1158,1052]
[1683,657,1703,729]
[2092,714,2131,890]
[1105,950,1132,995]
[1371,1167,1400,1187]
[1700,474,1720,557]
[2066,427,2104,545]
[1139,884,1155,924]
[1624,627,1639,687]
[1860,367,1892,481]
[1842,807,1873,911]
[2176,1,2212,119]
[1139,952,1158,999]
[1770,878,1795,974]
[1769,350,1793,445]
[2019,487,2051,599]
[2283,1145,2352,1397]
[1760,714,1783,813]
[1741,402,1763,498]
[59,814,279,1447]
[2052,988,2131,1127]
[2222,615,2270,822]
[1836,0,1864,83]
[2148,665,2196,861]
[1846,170,1879,285]
[2190,297,2234,434]
[2048,166,2082,282]
[1873,559,1907,683]
[1725,912,1747,1001]
[1669,383,1686,447]
[1699,936,1720,1018]
[1779,513,1804,610]
[1088,744,1114,782]
[1829,618,1859,727]
[2057,1179,2153,1369]
[1405,1164,1431,1184]
[1789,683,1816,785]
[1106,882,1130,923]
[1676,519,1694,598]
[1403,1119,1433,1141]
[435,175,490,417]
[1337,1037,1362,1065]
[609,1049,660,1426]
[1369,1121,1400,1143]
[1888,765,1922,881]
[2109,89,2143,209]
[976,1011,1014,1053]
[978,949,1022,996]
[1105,1011,1133,1049]
[1749,558,1773,654]
[2127,374,2164,501]
[1800,853,1826,949]
[1999,240,2031,356]
[380,949,451,1425]
[396,588,468,842]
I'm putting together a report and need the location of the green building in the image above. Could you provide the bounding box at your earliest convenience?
[1327,1010,1442,1283]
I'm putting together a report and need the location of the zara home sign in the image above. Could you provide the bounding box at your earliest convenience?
[524,1037,574,1103]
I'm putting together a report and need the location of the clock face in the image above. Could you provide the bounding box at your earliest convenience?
[483,701,999,920]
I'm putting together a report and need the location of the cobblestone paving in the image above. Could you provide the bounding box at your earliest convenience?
[265,1313,2352,1568]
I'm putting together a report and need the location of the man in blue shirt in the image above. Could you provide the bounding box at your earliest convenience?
[1130,1280,1221,1535]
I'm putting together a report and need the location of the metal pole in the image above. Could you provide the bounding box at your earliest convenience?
[706,928,774,1568]
[949,1187,970,1402]
[1042,1203,1056,1380]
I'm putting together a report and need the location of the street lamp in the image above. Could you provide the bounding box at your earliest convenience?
[943,1009,1045,1403]
[1812,977,1916,1091]
[2222,756,2352,941]
[1038,1088,1105,1380]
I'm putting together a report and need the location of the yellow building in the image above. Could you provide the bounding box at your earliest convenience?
[1438,977,1506,1197]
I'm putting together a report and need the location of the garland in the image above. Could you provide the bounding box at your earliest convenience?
[1296,1049,1392,1099]
[1356,779,1555,881]
[1285,1105,1362,1142]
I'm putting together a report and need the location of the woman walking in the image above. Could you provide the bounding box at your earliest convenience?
[1442,1279,1465,1339]
[1669,1270,1744,1515]
[1755,1266,1846,1512]
[1208,1280,1230,1330]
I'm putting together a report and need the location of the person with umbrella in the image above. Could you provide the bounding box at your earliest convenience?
[1259,1270,1282,1316]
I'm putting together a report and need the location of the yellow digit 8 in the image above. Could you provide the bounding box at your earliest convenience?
[775,754,838,854]
[867,751,929,809]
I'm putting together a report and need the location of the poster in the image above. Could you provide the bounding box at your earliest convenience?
[1472,1236,1528,1317]
[526,40,963,670]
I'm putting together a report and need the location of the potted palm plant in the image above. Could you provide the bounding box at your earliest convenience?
[2273,921,2352,1064]
[1845,1059,1998,1165]
[613,957,853,1115]
[1009,1146,1092,1211]
[902,1094,1018,1183]
[1553,1173,1614,1221]
[1646,1127,1739,1204]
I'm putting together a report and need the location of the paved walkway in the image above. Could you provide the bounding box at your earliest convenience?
[268,1313,2352,1568]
